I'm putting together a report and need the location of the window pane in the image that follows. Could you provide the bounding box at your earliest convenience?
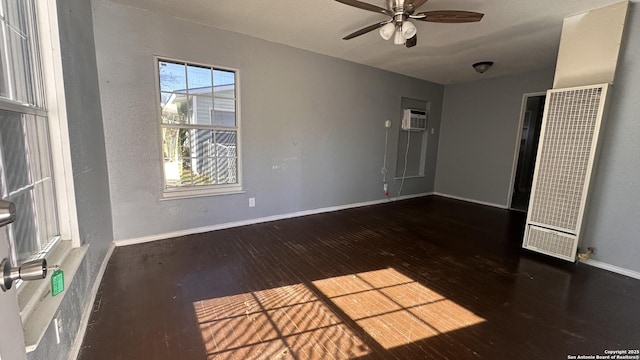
[0,0,42,107]
[187,64,212,97]
[192,95,213,126]
[0,26,10,98]
[217,157,237,184]
[213,70,235,99]
[4,0,28,35]
[192,129,211,157]
[215,130,237,148]
[25,114,52,181]
[215,130,238,184]
[34,179,58,250]
[162,127,180,162]
[11,190,38,262]
[0,109,59,262]
[192,157,215,186]
[159,61,186,93]
[0,110,30,193]
[8,27,32,103]
[212,98,236,127]
[161,93,188,125]
[162,127,195,187]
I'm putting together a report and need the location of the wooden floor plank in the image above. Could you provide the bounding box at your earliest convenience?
[78,196,640,360]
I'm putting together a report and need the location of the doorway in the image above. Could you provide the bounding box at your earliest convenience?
[510,94,546,211]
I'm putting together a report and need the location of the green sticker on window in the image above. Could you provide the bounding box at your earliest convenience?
[51,269,64,296]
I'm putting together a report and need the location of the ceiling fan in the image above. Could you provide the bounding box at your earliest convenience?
[335,0,484,48]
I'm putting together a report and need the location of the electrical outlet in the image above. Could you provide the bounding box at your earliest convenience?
[249,197,255,207]
[383,183,388,192]
[431,128,435,134]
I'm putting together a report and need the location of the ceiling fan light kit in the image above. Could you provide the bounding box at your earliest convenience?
[379,22,395,40]
[336,0,484,48]
[394,27,406,45]
[402,21,417,39]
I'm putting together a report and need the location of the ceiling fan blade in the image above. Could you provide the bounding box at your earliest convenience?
[334,0,392,15]
[406,0,429,12]
[405,34,417,48]
[343,21,389,40]
[413,10,484,23]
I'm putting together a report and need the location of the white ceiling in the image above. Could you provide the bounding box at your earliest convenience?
[109,0,625,84]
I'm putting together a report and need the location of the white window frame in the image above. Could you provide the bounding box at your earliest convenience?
[35,0,80,245]
[3,0,85,352]
[154,56,243,200]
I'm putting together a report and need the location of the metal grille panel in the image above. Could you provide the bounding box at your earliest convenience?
[525,226,577,260]
[529,86,603,232]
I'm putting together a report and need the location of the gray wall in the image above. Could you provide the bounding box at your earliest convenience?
[27,0,113,359]
[92,0,444,242]
[582,2,640,274]
[434,68,555,206]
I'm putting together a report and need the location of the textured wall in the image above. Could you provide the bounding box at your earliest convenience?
[27,0,113,359]
[435,68,555,207]
[92,0,444,242]
[582,2,640,274]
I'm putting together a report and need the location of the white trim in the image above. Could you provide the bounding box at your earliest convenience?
[161,183,244,200]
[393,175,427,180]
[579,258,640,280]
[160,189,245,201]
[507,92,547,209]
[36,0,80,245]
[433,192,508,209]
[68,242,115,360]
[115,193,433,247]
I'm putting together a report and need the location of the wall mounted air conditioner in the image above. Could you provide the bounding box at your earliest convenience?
[401,109,427,131]
[523,83,610,261]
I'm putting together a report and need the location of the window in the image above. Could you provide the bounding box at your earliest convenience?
[0,0,59,265]
[157,59,241,197]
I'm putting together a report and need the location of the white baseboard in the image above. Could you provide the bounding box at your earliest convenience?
[68,242,115,360]
[115,192,433,247]
[433,192,508,209]
[579,258,640,280]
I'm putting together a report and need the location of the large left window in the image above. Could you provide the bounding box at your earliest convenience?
[0,0,59,265]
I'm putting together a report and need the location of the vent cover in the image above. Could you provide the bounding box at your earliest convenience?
[525,226,577,261]
[523,84,608,261]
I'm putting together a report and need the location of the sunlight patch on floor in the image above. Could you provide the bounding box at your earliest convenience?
[312,268,486,349]
[193,283,370,359]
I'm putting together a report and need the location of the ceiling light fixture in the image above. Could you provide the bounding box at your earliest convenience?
[473,61,494,74]
[380,20,416,45]
[393,26,406,45]
[401,21,417,39]
[379,22,395,40]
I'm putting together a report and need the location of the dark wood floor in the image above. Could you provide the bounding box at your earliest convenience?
[78,196,640,360]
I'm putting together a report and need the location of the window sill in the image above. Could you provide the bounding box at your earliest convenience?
[17,240,88,353]
[161,185,244,201]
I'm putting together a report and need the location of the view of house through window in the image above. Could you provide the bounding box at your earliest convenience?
[0,0,60,265]
[158,59,240,194]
